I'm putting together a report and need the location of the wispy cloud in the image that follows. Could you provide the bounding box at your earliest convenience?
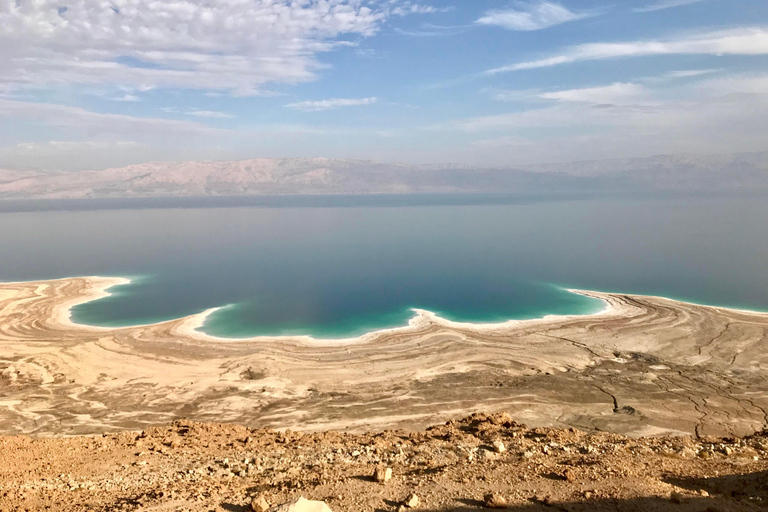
[633,0,709,13]
[0,0,443,96]
[285,97,378,112]
[424,74,768,163]
[486,27,768,74]
[0,100,231,138]
[697,73,768,95]
[161,107,234,119]
[113,94,140,102]
[664,69,720,79]
[539,83,650,104]
[477,2,593,31]
[395,24,471,37]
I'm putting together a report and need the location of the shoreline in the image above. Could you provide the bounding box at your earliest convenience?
[61,277,618,346]
[57,276,767,343]
[2,275,768,438]
[8,274,766,344]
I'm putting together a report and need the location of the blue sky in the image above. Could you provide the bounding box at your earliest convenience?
[1,0,767,170]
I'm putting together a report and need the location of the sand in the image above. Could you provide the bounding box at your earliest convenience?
[1,276,768,438]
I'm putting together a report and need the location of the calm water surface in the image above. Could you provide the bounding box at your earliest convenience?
[0,194,766,338]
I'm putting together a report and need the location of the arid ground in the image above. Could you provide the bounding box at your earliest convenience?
[2,413,768,511]
[2,277,768,438]
[2,278,768,510]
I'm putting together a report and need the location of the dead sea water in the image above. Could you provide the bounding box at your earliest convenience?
[0,193,767,338]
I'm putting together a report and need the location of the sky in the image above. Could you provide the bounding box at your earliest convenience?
[1,0,768,170]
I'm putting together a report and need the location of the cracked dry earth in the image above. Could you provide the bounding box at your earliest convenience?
[2,413,768,512]
[2,277,768,437]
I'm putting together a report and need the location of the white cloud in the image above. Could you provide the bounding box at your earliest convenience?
[161,107,234,119]
[0,99,230,138]
[476,2,591,31]
[188,110,233,119]
[285,97,378,111]
[0,0,437,96]
[486,27,768,74]
[426,72,768,163]
[389,3,454,16]
[633,0,709,13]
[539,83,650,104]
[113,94,140,102]
[697,73,768,95]
[663,69,720,79]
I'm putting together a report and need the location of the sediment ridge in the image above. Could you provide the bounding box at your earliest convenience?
[2,276,768,438]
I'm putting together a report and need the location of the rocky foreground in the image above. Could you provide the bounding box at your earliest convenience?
[1,413,767,512]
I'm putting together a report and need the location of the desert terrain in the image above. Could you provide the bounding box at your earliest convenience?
[3,277,768,511]
[1,413,767,511]
[1,276,768,438]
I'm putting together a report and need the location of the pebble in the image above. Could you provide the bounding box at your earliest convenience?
[483,492,507,508]
[374,467,392,483]
[403,493,420,508]
[250,495,270,512]
[268,497,333,512]
[492,440,506,453]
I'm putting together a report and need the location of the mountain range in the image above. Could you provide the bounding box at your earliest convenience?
[1,152,767,200]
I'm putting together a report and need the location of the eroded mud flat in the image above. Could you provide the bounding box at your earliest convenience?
[1,277,768,438]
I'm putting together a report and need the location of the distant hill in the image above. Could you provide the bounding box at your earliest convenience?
[1,152,767,199]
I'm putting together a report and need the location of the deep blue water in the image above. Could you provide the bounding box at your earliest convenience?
[0,194,766,338]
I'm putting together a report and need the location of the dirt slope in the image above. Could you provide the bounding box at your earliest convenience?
[1,413,767,512]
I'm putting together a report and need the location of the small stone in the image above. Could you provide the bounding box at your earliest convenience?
[483,492,507,508]
[251,495,270,512]
[492,440,506,453]
[563,468,577,482]
[699,490,709,497]
[267,497,333,512]
[670,492,683,504]
[374,467,392,483]
[403,493,420,508]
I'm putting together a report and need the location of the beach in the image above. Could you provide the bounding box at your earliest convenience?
[1,276,768,438]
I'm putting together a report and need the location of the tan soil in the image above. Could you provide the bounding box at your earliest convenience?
[1,413,767,512]
[2,277,768,438]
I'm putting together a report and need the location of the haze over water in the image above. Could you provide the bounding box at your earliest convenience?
[1,194,767,339]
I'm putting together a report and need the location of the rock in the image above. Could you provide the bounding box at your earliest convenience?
[268,497,333,512]
[374,467,392,483]
[492,440,506,453]
[563,468,577,482]
[251,495,270,512]
[403,493,420,508]
[483,492,508,508]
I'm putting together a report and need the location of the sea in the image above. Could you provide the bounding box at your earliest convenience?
[1,192,767,339]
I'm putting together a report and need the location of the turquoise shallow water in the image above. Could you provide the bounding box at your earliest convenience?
[1,194,767,338]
